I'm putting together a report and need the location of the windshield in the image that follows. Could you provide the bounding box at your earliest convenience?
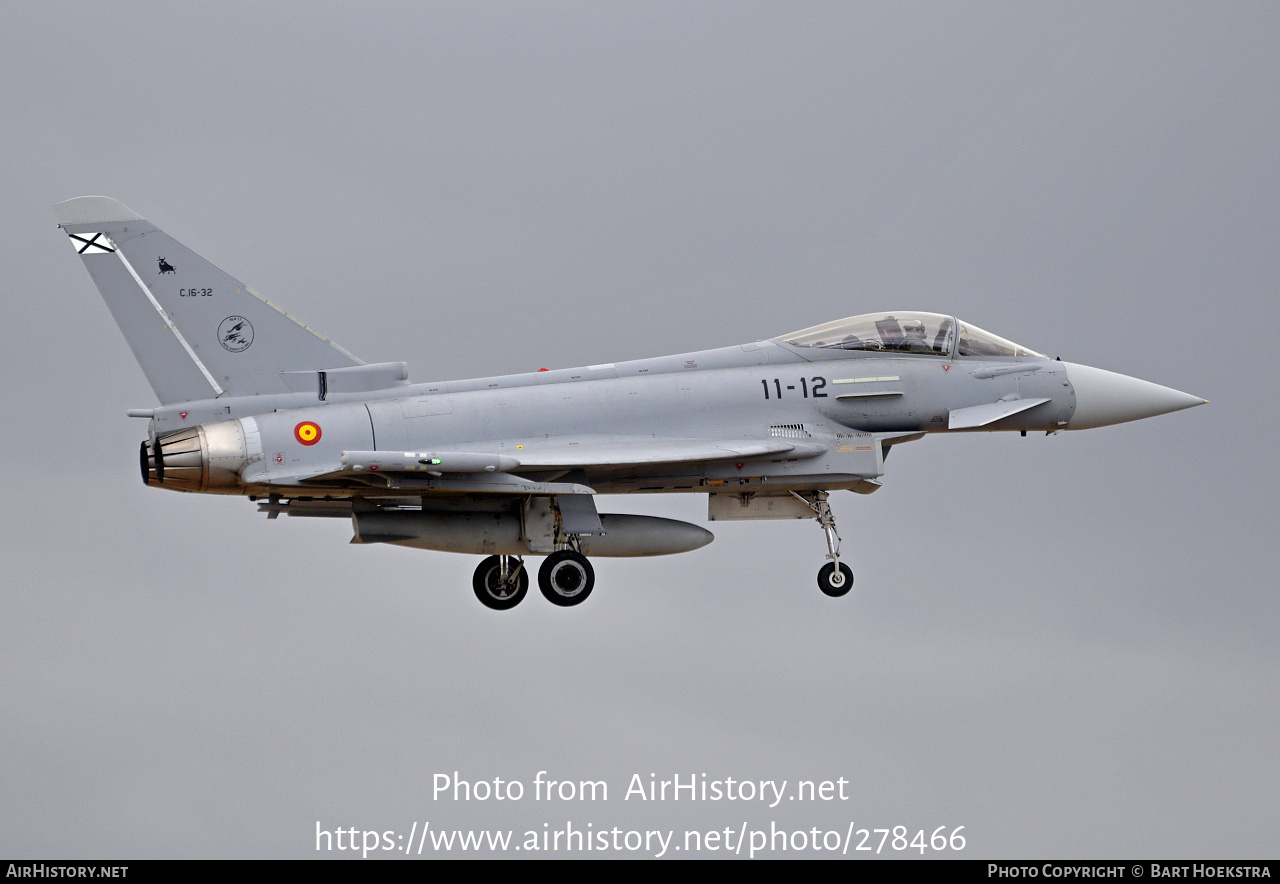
[956,321,1043,357]
[781,312,955,355]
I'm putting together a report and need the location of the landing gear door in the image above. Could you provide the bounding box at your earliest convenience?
[558,494,604,536]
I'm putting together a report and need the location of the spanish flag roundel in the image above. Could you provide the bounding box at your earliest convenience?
[294,421,322,445]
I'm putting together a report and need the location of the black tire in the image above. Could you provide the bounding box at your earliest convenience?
[817,561,854,597]
[538,550,595,607]
[472,556,528,610]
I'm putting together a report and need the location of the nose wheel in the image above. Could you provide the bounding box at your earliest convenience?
[472,555,529,610]
[817,561,854,597]
[539,550,595,606]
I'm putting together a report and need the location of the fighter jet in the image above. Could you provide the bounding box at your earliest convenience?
[55,196,1206,609]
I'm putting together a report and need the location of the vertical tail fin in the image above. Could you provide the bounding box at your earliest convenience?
[55,196,361,404]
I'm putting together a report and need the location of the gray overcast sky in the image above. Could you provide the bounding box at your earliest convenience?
[2,2,1277,858]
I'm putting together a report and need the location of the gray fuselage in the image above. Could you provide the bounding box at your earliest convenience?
[144,338,1074,498]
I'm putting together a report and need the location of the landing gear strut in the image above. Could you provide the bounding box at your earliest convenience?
[538,549,595,607]
[472,555,529,610]
[790,491,854,597]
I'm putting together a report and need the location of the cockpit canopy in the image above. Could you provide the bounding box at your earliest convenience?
[779,312,1042,358]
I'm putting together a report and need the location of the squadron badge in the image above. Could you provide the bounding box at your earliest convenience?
[218,315,254,352]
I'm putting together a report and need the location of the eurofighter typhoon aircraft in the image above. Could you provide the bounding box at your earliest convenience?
[56,196,1206,609]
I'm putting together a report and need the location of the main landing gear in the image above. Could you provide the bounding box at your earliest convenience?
[471,550,595,610]
[472,555,528,610]
[538,550,595,607]
[790,490,854,597]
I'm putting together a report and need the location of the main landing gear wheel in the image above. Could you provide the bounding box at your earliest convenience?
[538,550,595,607]
[817,561,854,597]
[473,555,528,610]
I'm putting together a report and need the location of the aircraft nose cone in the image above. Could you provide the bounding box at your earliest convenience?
[1063,362,1206,429]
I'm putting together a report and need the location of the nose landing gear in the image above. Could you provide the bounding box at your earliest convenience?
[790,491,854,597]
